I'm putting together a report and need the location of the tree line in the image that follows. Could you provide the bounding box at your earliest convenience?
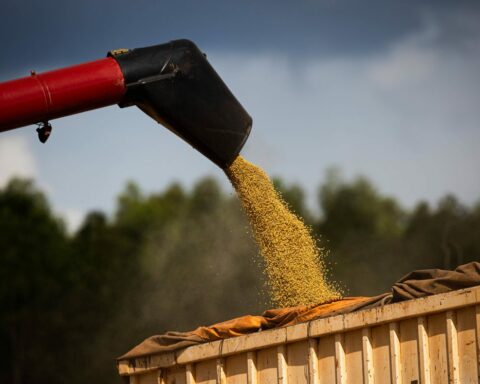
[1,172,479,384]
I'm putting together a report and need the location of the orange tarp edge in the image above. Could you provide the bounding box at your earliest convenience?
[120,262,480,360]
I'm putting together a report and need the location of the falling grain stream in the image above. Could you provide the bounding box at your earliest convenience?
[226,156,340,307]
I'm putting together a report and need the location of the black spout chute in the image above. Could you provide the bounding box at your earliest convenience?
[112,39,252,168]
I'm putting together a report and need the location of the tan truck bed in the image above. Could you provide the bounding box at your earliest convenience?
[118,285,480,383]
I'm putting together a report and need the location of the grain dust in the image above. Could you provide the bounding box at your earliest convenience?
[226,156,341,307]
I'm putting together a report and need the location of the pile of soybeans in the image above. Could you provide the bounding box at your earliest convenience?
[226,156,341,307]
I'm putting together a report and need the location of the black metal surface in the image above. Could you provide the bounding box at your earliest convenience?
[112,39,252,168]
[36,121,52,143]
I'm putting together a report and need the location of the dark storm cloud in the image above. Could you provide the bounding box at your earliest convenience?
[1,0,478,77]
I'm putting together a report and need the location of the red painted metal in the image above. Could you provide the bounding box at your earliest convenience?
[0,57,126,132]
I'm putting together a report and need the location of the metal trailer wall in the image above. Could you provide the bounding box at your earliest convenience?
[118,286,480,384]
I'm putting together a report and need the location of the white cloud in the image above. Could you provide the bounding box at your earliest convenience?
[17,9,480,220]
[58,208,85,234]
[0,134,84,233]
[0,133,37,187]
[209,10,480,209]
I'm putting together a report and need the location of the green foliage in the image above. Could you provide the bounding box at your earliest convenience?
[0,179,70,384]
[0,173,479,384]
[315,170,406,294]
[319,169,404,245]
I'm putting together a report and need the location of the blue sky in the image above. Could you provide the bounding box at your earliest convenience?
[1,0,479,230]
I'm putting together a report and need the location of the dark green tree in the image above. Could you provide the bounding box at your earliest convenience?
[1,172,479,384]
[316,170,406,295]
[0,179,70,384]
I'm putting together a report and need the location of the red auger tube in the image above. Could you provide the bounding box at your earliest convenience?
[0,57,126,132]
